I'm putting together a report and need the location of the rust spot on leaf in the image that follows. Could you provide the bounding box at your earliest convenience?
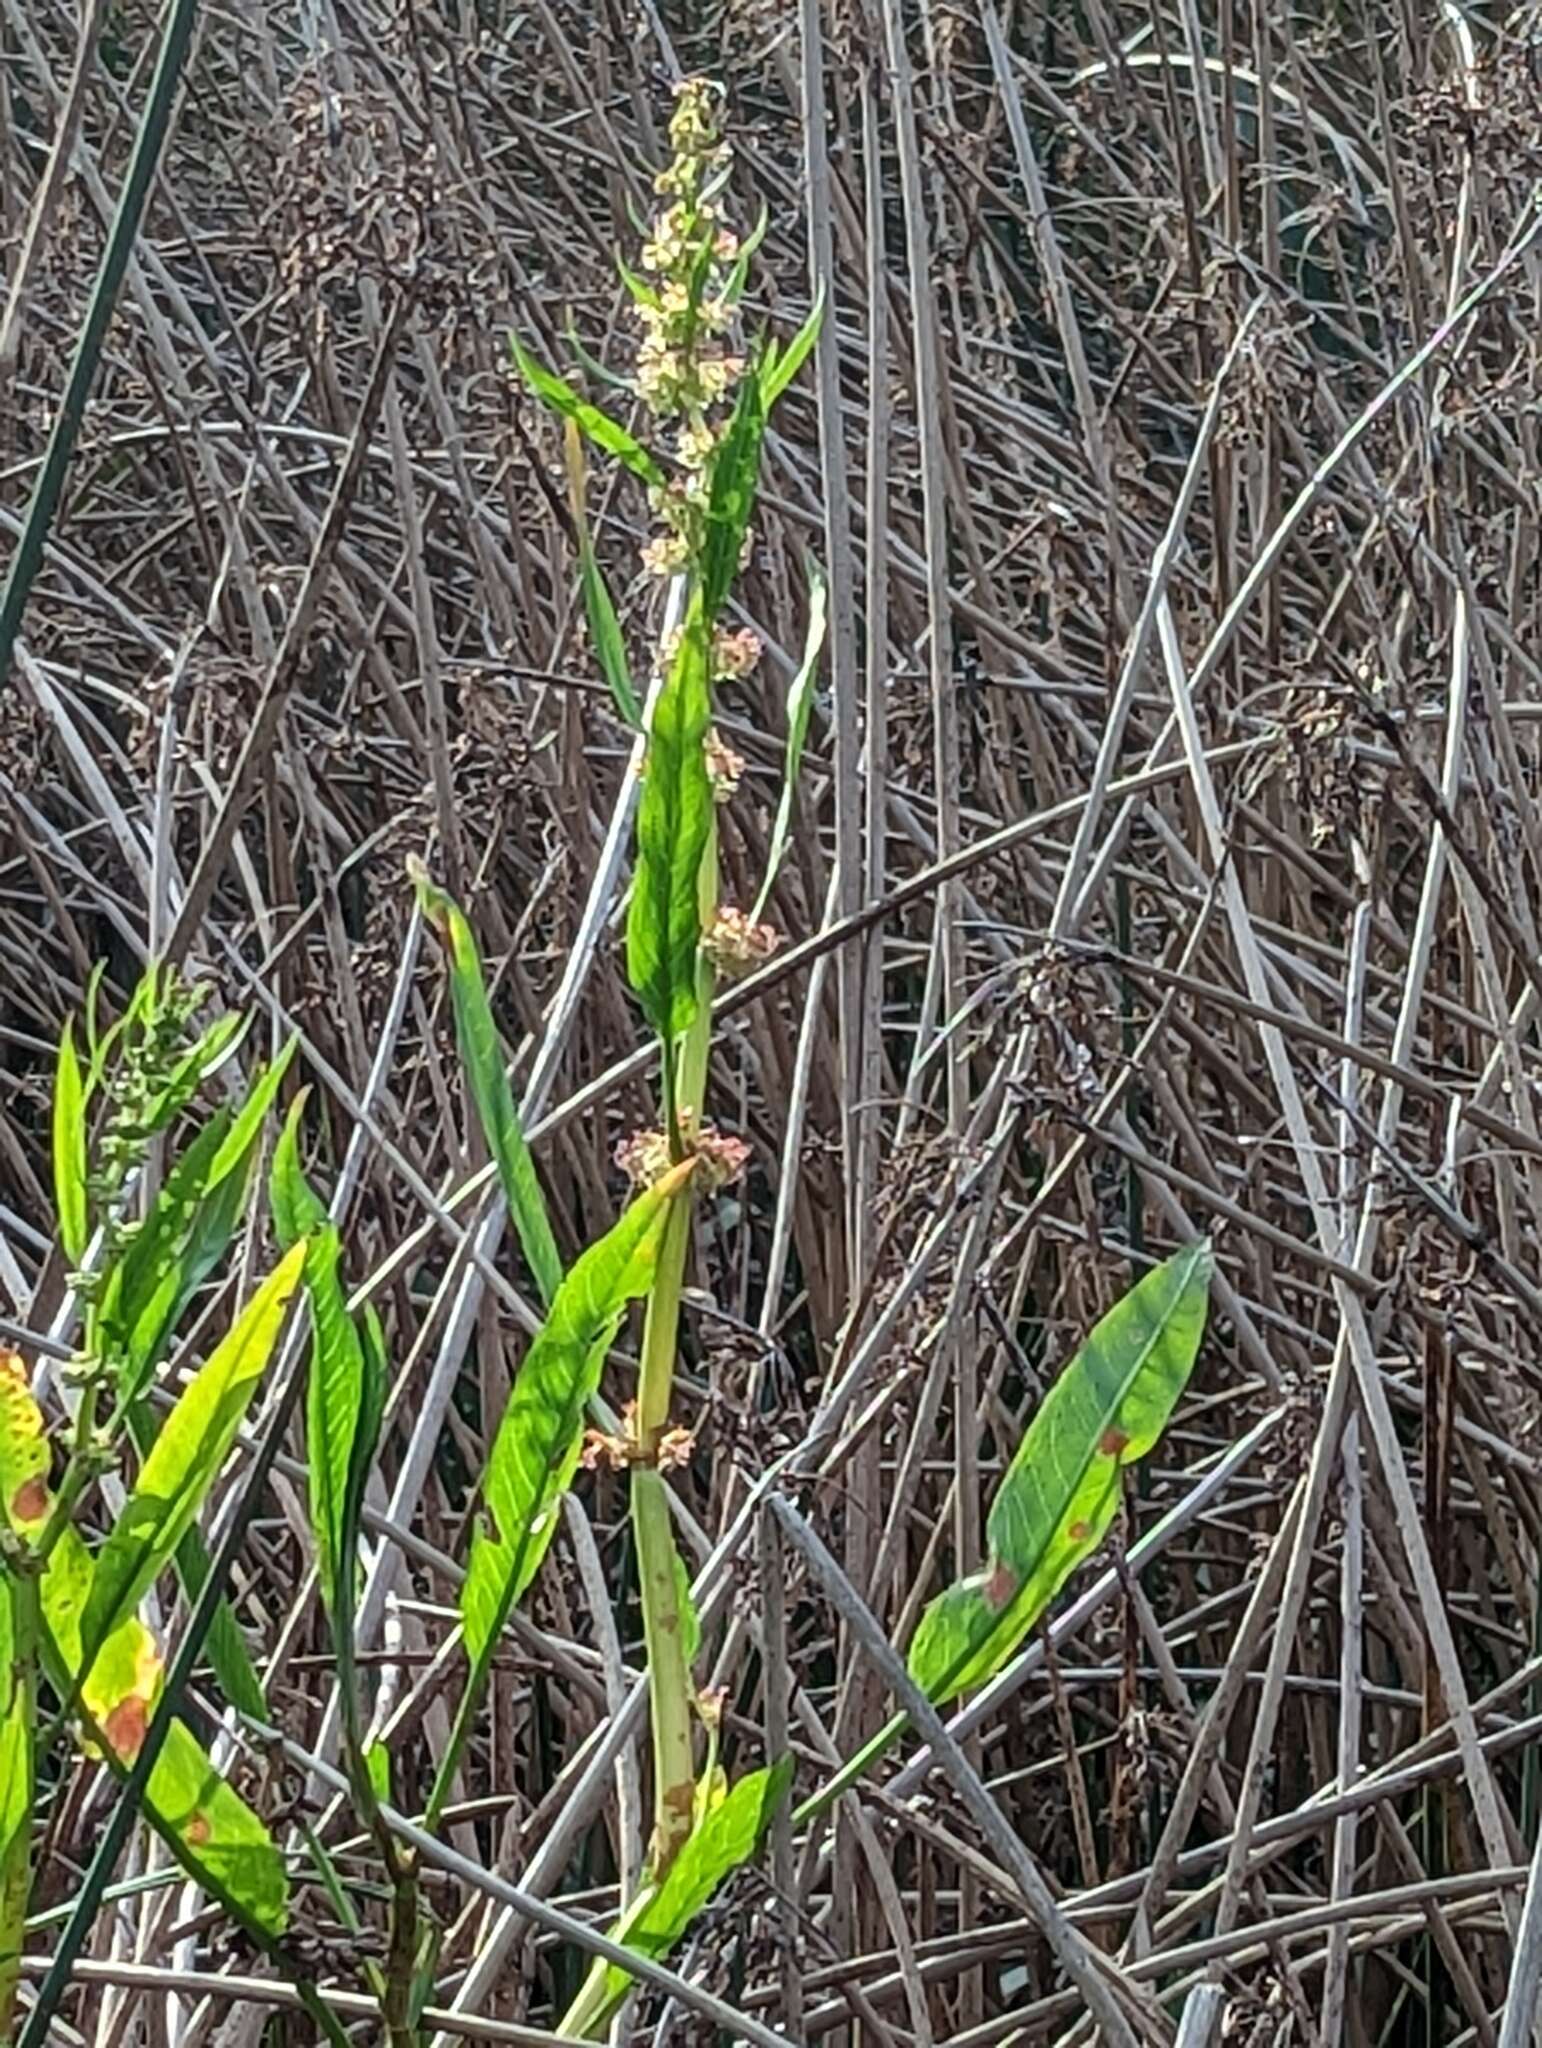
[103,1695,149,1763]
[982,1561,1019,1611]
[10,1476,49,1525]
[1068,1520,1092,1543]
[185,1812,212,1847]
[1099,1428,1130,1457]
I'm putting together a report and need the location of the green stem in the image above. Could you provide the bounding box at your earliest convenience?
[423,1686,474,1836]
[558,1882,656,2040]
[380,1848,421,2048]
[631,819,716,1872]
[632,1465,697,1872]
[636,1196,693,1441]
[792,1711,909,1827]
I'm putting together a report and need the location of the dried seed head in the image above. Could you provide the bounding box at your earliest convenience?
[703,726,745,801]
[702,905,782,978]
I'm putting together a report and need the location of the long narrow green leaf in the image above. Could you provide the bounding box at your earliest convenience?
[52,1020,88,1265]
[510,334,666,490]
[108,1045,296,1404]
[422,885,562,1291]
[578,531,642,729]
[270,1095,328,1251]
[106,1110,233,1362]
[205,1039,298,1188]
[561,1761,792,2038]
[700,372,766,621]
[752,561,828,920]
[907,1242,1213,1704]
[302,1229,368,1618]
[760,286,826,408]
[460,1165,693,1677]
[411,867,563,1308]
[170,1526,267,1723]
[81,1244,308,1662]
[626,604,714,1045]
[272,1101,387,1734]
[565,416,641,728]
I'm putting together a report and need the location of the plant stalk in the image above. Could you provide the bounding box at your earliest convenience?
[632,1462,697,1872]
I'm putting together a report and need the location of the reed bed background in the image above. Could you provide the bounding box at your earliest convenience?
[3,0,1542,2041]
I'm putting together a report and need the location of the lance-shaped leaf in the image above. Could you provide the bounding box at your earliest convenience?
[510,334,666,491]
[146,1717,288,1933]
[52,1018,89,1264]
[107,1041,298,1401]
[301,1228,369,1613]
[699,371,766,621]
[578,533,641,729]
[752,560,828,920]
[272,1102,388,1757]
[908,1241,1213,1704]
[627,605,714,1044]
[411,866,563,1309]
[460,1165,693,1678]
[760,285,826,409]
[565,418,641,730]
[80,1243,308,1665]
[561,1761,792,2039]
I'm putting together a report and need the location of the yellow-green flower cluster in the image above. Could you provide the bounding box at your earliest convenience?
[634,77,748,570]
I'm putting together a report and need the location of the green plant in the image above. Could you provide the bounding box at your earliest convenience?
[797,1239,1215,1820]
[414,74,824,2030]
[4,77,1217,2048]
[0,966,339,2043]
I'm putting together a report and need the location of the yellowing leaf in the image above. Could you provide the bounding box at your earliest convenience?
[0,1349,50,1536]
[81,1615,163,1763]
[145,1719,287,1935]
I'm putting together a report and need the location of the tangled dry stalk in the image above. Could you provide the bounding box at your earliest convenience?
[4,0,1542,2041]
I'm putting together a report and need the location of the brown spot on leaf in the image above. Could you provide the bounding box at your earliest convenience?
[1068,1520,1092,1543]
[103,1695,149,1763]
[982,1561,1019,1611]
[10,1476,49,1525]
[1099,1428,1130,1458]
[185,1812,212,1847]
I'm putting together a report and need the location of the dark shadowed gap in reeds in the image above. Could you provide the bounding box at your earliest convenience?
[2,0,1542,2043]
